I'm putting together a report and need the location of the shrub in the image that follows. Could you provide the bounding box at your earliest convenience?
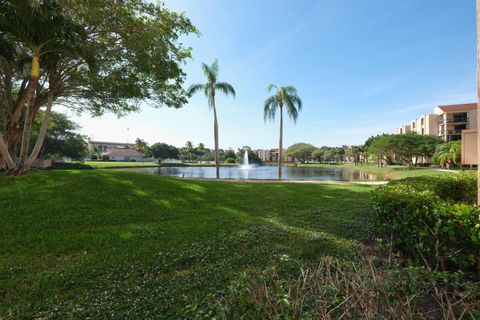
[372,173,480,271]
[388,171,476,204]
[224,157,236,164]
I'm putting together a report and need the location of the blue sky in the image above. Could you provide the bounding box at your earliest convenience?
[66,0,477,150]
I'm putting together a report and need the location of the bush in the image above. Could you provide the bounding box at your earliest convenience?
[388,171,476,204]
[372,173,480,271]
[224,157,236,164]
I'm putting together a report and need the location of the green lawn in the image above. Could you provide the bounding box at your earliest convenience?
[84,160,160,168]
[296,163,459,180]
[0,170,373,319]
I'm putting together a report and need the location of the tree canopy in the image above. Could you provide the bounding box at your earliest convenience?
[0,0,197,173]
[285,143,316,163]
[31,111,87,160]
[366,134,442,166]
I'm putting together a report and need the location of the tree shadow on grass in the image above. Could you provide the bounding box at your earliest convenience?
[0,170,377,319]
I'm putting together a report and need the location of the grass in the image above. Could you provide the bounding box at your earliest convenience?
[295,162,459,180]
[0,170,373,319]
[84,160,160,168]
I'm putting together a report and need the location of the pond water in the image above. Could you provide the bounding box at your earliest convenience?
[119,165,379,181]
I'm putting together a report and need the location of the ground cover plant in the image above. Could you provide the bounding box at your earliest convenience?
[0,170,373,319]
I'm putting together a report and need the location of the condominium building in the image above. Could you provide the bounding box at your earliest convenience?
[410,114,439,136]
[394,124,411,134]
[394,103,477,142]
[434,103,477,142]
[255,148,292,162]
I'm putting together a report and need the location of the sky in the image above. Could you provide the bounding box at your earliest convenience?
[61,0,477,150]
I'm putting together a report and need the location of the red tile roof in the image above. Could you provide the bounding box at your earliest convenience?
[436,103,477,112]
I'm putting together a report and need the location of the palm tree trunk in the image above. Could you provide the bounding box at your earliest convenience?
[213,98,220,179]
[26,91,53,169]
[477,0,480,205]
[278,104,283,179]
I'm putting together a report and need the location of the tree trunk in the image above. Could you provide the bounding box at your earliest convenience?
[213,98,220,179]
[0,132,15,170]
[477,0,480,205]
[16,51,40,175]
[278,104,283,179]
[26,91,53,169]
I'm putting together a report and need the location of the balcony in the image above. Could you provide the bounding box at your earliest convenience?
[446,129,462,135]
[439,118,468,125]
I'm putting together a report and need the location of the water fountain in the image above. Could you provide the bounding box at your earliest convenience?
[240,150,253,170]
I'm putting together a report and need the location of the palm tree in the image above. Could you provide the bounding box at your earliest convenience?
[264,85,302,179]
[187,60,235,179]
[184,141,194,162]
[432,141,461,169]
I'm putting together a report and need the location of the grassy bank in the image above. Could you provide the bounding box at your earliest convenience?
[0,170,373,319]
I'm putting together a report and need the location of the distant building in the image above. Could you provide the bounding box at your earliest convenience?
[101,148,146,162]
[255,148,293,162]
[88,140,136,153]
[394,124,411,134]
[395,103,477,142]
[434,103,477,142]
[410,114,439,136]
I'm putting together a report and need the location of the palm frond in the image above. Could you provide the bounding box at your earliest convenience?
[187,83,205,97]
[284,86,298,96]
[267,83,278,92]
[284,94,299,123]
[215,82,235,98]
[263,95,278,122]
[201,59,218,84]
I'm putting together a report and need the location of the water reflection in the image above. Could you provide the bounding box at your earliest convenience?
[120,166,379,181]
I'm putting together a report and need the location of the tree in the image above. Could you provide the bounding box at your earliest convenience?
[432,141,461,169]
[135,138,149,155]
[195,143,206,157]
[150,143,179,161]
[222,148,236,162]
[187,59,235,178]
[0,0,197,175]
[183,141,195,161]
[285,143,316,163]
[0,0,91,174]
[30,111,87,160]
[311,148,325,163]
[264,85,302,179]
[323,149,336,163]
[235,146,262,165]
[366,134,442,167]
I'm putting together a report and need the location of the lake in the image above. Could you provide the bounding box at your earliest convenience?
[120,165,379,181]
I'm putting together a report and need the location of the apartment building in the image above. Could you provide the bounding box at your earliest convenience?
[410,114,439,136]
[255,148,293,162]
[394,124,411,134]
[434,103,477,142]
[395,103,477,142]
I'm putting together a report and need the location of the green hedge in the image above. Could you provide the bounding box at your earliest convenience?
[372,173,480,271]
[387,171,477,204]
